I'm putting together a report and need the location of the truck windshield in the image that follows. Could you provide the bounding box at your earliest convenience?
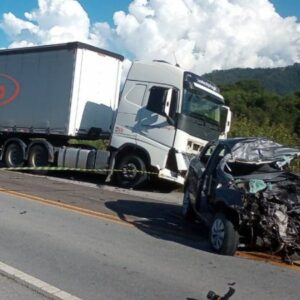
[182,89,223,126]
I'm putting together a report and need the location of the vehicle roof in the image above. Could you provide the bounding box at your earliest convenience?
[127,60,184,88]
[0,41,124,61]
[217,137,254,149]
[127,60,224,99]
[217,137,300,165]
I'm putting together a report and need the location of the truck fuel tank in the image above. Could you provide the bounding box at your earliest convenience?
[57,148,109,174]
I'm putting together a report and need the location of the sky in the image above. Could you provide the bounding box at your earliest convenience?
[0,0,299,75]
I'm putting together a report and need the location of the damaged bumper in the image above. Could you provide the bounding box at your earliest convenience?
[235,173,300,262]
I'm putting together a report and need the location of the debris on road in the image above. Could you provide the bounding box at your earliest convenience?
[207,287,235,300]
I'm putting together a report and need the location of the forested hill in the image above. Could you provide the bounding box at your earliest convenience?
[202,69,300,148]
[203,63,300,96]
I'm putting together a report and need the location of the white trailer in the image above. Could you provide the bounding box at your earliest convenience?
[0,42,122,138]
[0,42,231,187]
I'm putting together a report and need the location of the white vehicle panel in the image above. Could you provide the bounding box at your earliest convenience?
[174,128,208,154]
[69,48,122,136]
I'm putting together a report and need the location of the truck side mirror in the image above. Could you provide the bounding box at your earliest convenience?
[220,106,231,135]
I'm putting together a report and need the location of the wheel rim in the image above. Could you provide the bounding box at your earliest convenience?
[30,147,48,167]
[122,162,138,180]
[116,155,147,188]
[210,218,225,250]
[6,145,23,167]
[8,149,22,166]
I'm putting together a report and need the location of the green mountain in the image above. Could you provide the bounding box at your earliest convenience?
[203,63,300,96]
[201,64,300,147]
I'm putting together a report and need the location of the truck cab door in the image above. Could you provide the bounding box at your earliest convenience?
[134,85,178,166]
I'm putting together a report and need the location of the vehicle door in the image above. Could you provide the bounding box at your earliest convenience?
[134,85,178,154]
[202,145,227,197]
[194,144,226,211]
[188,142,217,206]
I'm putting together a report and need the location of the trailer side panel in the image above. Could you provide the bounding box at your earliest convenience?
[69,48,122,138]
[0,48,75,135]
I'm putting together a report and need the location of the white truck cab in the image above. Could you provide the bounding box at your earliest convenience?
[110,60,231,186]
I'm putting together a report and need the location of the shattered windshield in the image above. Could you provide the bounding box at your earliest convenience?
[182,89,223,126]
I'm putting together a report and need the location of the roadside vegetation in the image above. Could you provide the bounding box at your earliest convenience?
[222,80,300,147]
[204,63,300,96]
[222,80,300,171]
[69,139,108,150]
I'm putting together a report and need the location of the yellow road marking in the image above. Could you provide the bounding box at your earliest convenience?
[0,187,299,271]
[0,188,133,227]
[236,251,300,271]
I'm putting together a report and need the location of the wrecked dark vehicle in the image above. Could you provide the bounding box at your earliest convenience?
[183,137,300,262]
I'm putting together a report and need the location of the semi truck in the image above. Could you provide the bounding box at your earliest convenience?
[0,42,231,188]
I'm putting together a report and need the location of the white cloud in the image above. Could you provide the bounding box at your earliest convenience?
[1,0,90,47]
[0,0,299,74]
[111,0,300,73]
[1,12,37,36]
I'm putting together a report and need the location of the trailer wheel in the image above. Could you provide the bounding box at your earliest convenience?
[4,143,25,168]
[115,154,148,188]
[28,145,49,172]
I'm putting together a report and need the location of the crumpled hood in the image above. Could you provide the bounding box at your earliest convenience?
[228,138,300,165]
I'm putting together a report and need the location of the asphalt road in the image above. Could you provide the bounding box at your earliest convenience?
[0,274,47,299]
[0,171,299,300]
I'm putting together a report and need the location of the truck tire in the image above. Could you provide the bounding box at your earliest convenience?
[209,213,239,256]
[4,143,25,168]
[28,145,49,171]
[115,154,148,188]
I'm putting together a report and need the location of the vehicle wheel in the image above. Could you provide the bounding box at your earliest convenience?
[4,143,24,168]
[290,251,300,261]
[115,154,148,188]
[182,184,195,221]
[28,145,49,173]
[209,213,239,256]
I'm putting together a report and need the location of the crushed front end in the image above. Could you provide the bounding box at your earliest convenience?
[217,138,300,262]
[235,173,300,263]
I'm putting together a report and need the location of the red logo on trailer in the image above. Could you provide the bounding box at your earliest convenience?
[0,73,20,107]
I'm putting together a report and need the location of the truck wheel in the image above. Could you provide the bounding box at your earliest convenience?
[182,184,195,221]
[115,154,148,188]
[4,143,24,168]
[209,213,239,256]
[28,145,49,171]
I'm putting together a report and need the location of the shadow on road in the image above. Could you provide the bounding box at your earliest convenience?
[105,199,211,252]
[23,170,181,193]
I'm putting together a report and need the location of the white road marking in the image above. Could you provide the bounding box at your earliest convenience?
[0,261,82,300]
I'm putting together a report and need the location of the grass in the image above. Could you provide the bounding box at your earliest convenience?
[68,139,108,150]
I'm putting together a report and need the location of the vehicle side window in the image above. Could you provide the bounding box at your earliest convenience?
[199,144,226,167]
[209,146,225,170]
[146,86,168,115]
[126,84,147,106]
[200,144,216,166]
